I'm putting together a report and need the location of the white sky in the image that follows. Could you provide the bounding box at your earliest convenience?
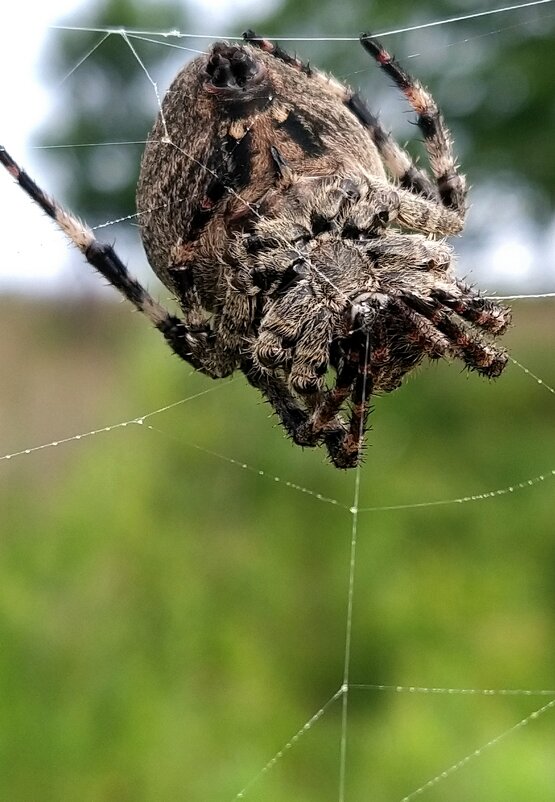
[1,0,554,295]
[1,1,84,291]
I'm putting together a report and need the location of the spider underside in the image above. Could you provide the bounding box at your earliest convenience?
[0,31,510,468]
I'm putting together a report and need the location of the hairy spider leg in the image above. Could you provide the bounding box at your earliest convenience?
[345,91,438,200]
[0,146,229,377]
[400,293,508,377]
[242,357,312,437]
[242,29,439,203]
[328,341,374,469]
[360,33,467,217]
[299,314,388,469]
[243,358,355,465]
[298,341,361,444]
[435,283,512,335]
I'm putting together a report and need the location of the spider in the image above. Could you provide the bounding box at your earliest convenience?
[0,31,510,468]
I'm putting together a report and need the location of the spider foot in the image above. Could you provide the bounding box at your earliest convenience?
[324,427,365,470]
[400,293,509,378]
[440,284,512,335]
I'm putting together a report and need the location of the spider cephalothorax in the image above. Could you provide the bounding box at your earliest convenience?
[0,32,510,468]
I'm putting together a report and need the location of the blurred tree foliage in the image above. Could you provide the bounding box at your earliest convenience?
[38,0,191,222]
[258,0,555,210]
[38,0,555,225]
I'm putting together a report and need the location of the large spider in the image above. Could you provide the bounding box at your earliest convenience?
[1,32,510,468]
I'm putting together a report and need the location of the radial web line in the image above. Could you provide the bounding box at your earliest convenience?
[231,688,343,800]
[510,356,555,395]
[32,140,149,150]
[58,31,111,85]
[358,467,555,512]
[337,8,555,79]
[125,32,207,55]
[49,0,555,41]
[144,423,347,509]
[120,31,169,139]
[93,176,188,230]
[405,8,555,59]
[0,384,224,463]
[351,684,555,696]
[377,0,555,37]
[338,333,371,802]
[488,291,555,300]
[399,697,555,801]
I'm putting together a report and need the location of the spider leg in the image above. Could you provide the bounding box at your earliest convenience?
[433,284,512,335]
[242,357,350,457]
[242,357,312,441]
[296,339,360,443]
[360,34,467,218]
[288,305,333,393]
[252,172,389,250]
[0,146,231,378]
[362,232,453,273]
[388,299,450,359]
[209,276,258,375]
[255,278,335,394]
[256,170,462,242]
[243,29,439,204]
[344,91,438,201]
[363,176,463,235]
[272,172,464,237]
[360,235,511,337]
[326,343,374,470]
[299,311,384,468]
[254,281,368,459]
[400,293,508,377]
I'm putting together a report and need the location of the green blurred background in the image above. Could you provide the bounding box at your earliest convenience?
[1,1,555,800]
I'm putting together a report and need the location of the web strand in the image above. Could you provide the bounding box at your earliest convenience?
[399,697,555,801]
[0,385,223,462]
[338,333,371,802]
[58,31,111,86]
[231,688,343,800]
[351,683,555,697]
[49,0,555,41]
[2,352,554,517]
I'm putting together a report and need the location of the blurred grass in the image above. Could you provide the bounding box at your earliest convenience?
[0,297,554,801]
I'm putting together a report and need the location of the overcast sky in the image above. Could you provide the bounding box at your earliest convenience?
[1,0,84,291]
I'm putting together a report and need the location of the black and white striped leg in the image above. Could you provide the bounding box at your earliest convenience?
[0,146,224,376]
[360,34,467,217]
[345,91,438,201]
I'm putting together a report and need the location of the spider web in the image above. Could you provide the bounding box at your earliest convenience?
[1,2,555,799]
